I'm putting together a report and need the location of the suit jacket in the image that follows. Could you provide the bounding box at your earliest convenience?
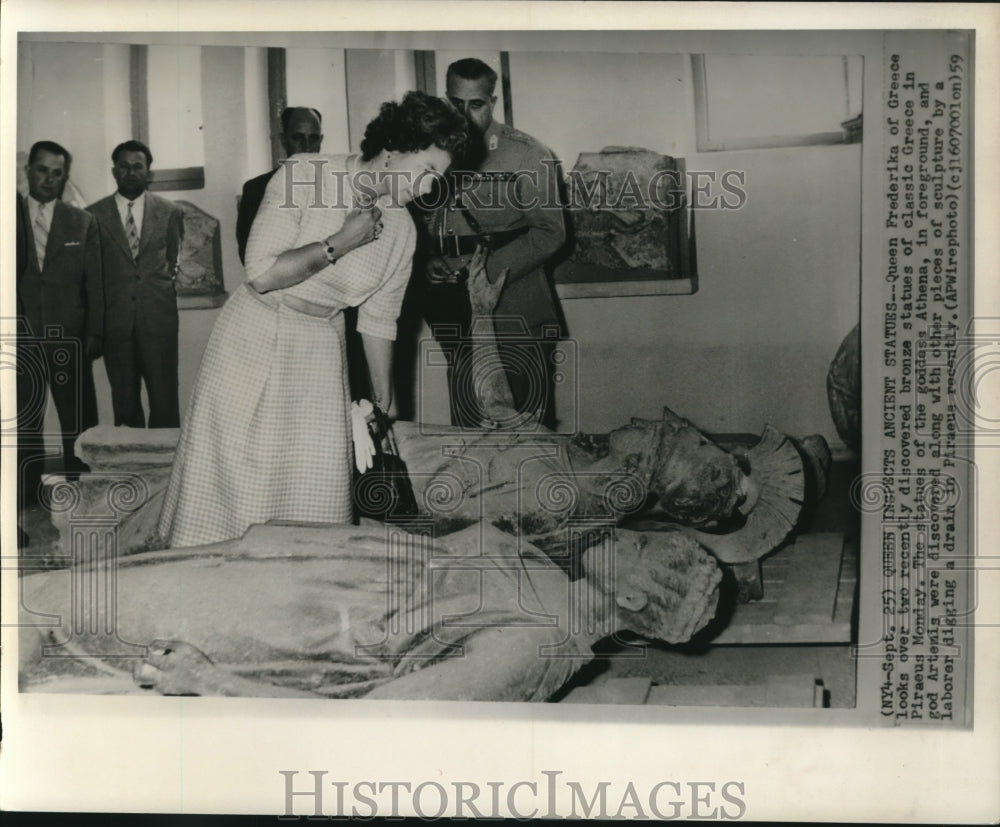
[87,192,184,342]
[16,194,103,340]
[236,168,278,265]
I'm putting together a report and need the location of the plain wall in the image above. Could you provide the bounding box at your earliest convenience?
[509,51,694,163]
[286,48,351,156]
[146,45,206,169]
[344,49,410,152]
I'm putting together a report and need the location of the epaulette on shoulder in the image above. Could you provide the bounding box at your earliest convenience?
[498,122,538,146]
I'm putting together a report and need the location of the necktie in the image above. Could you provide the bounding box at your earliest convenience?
[34,203,49,269]
[126,201,140,259]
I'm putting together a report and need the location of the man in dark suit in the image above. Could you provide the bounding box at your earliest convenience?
[17,140,103,495]
[88,140,184,428]
[235,106,323,264]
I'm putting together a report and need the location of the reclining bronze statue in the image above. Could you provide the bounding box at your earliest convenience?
[20,523,721,701]
[392,412,814,567]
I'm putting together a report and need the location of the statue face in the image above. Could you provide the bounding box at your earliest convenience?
[599,416,746,529]
[606,530,721,644]
[651,424,747,529]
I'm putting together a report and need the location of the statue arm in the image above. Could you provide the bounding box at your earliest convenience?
[134,640,320,699]
[466,246,522,427]
[365,625,582,702]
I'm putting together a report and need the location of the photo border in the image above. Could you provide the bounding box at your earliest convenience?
[2,2,997,821]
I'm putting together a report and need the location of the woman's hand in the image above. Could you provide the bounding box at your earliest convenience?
[247,204,383,293]
[328,205,383,256]
[468,245,508,316]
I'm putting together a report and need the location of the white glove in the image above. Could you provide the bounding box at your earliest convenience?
[351,399,375,473]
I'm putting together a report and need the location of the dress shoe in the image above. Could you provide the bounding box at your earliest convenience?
[63,455,91,483]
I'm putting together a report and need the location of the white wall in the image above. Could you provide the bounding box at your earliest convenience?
[146,45,206,169]
[510,51,694,163]
[344,49,410,151]
[242,47,270,182]
[286,48,351,156]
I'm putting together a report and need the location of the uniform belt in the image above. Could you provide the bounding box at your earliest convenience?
[246,284,341,319]
[430,227,528,257]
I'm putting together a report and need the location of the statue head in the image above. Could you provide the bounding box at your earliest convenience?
[602,409,749,529]
[582,529,722,644]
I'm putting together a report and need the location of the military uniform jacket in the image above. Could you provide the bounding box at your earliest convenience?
[87,192,184,342]
[425,120,566,334]
[16,194,103,340]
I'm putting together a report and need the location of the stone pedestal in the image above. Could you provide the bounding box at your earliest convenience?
[42,426,180,558]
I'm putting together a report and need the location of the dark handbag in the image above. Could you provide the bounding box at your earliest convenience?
[352,406,419,521]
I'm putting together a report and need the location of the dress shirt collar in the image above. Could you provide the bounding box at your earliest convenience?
[115,190,147,230]
[25,194,56,230]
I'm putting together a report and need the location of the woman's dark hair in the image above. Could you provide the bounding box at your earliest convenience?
[360,91,468,162]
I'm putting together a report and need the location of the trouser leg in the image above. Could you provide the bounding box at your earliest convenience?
[418,282,479,428]
[45,336,98,465]
[497,337,556,430]
[104,335,145,428]
[136,325,180,429]
[16,336,48,506]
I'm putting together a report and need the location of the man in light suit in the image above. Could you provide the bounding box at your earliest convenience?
[88,140,184,428]
[17,140,103,496]
[235,106,323,265]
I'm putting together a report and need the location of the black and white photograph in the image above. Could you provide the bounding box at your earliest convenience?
[1,2,997,822]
